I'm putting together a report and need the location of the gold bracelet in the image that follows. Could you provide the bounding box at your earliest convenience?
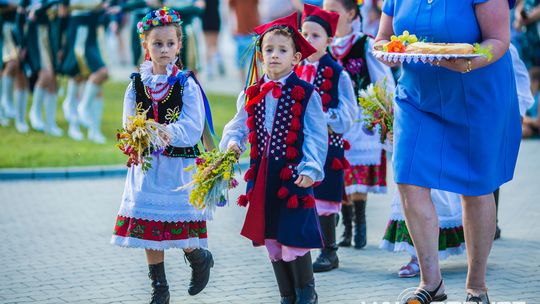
[463,59,472,73]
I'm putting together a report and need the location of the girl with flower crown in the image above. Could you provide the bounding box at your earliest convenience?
[110,7,214,304]
[323,0,395,250]
[220,12,327,304]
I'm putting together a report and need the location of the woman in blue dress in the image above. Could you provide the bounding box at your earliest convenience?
[375,0,521,303]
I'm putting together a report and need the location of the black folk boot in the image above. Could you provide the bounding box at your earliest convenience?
[185,248,214,296]
[290,253,318,304]
[338,204,353,247]
[271,260,295,304]
[148,262,170,304]
[354,200,367,249]
[312,214,339,272]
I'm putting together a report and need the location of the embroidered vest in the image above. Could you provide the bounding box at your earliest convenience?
[130,72,200,158]
[330,34,372,94]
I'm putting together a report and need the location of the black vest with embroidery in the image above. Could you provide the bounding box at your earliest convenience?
[130,72,200,158]
[311,53,348,202]
[330,34,372,94]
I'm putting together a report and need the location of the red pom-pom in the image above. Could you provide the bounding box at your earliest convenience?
[280,167,293,181]
[250,147,259,159]
[343,140,351,150]
[247,116,255,130]
[245,85,260,99]
[286,147,298,160]
[245,104,255,115]
[322,67,334,78]
[322,94,331,106]
[321,79,332,91]
[277,186,289,199]
[342,157,351,169]
[287,195,299,208]
[331,158,343,170]
[244,165,256,182]
[291,103,303,116]
[303,195,316,209]
[323,106,328,112]
[248,131,257,145]
[290,117,301,131]
[291,86,306,101]
[286,131,298,145]
[237,194,248,207]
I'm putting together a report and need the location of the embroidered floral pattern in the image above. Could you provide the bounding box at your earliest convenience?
[113,216,208,241]
[165,106,180,123]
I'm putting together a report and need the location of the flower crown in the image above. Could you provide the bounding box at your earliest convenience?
[137,7,182,40]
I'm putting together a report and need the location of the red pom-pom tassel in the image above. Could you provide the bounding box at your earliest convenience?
[291,102,303,116]
[343,140,351,150]
[246,85,260,99]
[245,104,255,115]
[250,147,259,159]
[247,116,255,130]
[286,147,298,160]
[286,131,298,145]
[277,186,289,199]
[303,195,315,209]
[342,157,351,169]
[290,117,301,131]
[291,86,306,101]
[244,165,256,182]
[331,158,343,170]
[280,167,293,181]
[237,194,248,207]
[322,67,333,78]
[321,79,332,91]
[248,131,257,145]
[321,94,331,105]
[287,195,299,208]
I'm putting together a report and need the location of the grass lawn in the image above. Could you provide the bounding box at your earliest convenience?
[0,81,238,168]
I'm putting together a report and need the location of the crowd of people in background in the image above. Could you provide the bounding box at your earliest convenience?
[0,0,538,142]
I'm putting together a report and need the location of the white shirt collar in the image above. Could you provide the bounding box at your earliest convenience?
[139,59,178,88]
[263,71,294,85]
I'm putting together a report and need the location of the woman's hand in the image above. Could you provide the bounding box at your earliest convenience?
[373,40,402,68]
[295,175,314,188]
[435,58,472,73]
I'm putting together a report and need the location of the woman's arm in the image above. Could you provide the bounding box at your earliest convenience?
[440,0,510,73]
[374,13,400,67]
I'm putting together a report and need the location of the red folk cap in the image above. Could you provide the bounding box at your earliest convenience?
[254,12,317,60]
[301,3,340,37]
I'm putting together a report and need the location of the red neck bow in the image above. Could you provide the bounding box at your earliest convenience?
[246,81,283,107]
[298,64,317,84]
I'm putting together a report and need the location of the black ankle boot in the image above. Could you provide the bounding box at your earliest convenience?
[185,248,214,296]
[338,204,353,247]
[271,260,295,304]
[313,214,339,273]
[353,200,367,249]
[290,253,318,304]
[148,262,170,304]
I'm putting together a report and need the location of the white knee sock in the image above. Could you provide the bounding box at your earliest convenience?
[1,75,15,118]
[78,82,100,127]
[63,79,79,123]
[44,92,63,136]
[30,87,46,131]
[14,89,29,133]
[88,96,105,144]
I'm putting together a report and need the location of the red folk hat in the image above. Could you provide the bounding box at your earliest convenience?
[301,3,340,37]
[253,12,317,60]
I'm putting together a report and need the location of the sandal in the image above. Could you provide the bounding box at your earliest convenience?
[466,292,490,304]
[402,280,447,304]
[398,258,420,278]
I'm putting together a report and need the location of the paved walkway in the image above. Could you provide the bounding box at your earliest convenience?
[1,140,539,304]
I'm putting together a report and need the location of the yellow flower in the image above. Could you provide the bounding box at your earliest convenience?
[223,172,231,180]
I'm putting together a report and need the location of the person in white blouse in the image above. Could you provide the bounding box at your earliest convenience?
[110,8,213,303]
